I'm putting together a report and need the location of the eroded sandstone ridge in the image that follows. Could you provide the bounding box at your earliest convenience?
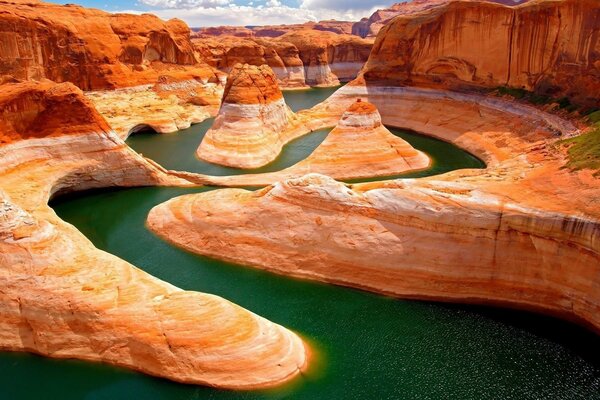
[0,0,220,90]
[0,78,307,388]
[360,0,599,108]
[148,82,600,333]
[197,64,302,168]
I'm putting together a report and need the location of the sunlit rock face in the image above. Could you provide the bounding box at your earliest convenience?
[277,30,373,86]
[352,0,532,38]
[0,77,308,390]
[0,0,220,90]
[197,63,295,169]
[359,0,599,108]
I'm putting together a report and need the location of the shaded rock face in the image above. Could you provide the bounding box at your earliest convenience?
[197,64,293,168]
[0,0,218,90]
[0,78,111,144]
[360,0,599,108]
[352,0,531,38]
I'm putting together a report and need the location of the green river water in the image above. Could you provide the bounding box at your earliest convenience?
[0,87,598,399]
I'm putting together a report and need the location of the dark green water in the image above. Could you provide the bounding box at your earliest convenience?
[1,88,599,400]
[283,86,341,112]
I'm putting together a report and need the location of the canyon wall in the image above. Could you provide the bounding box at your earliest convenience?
[0,0,219,90]
[360,0,600,107]
[352,0,531,38]
[0,78,307,388]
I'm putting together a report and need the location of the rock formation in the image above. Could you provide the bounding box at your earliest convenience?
[192,20,354,39]
[352,0,531,38]
[193,37,307,89]
[0,78,307,388]
[148,82,600,334]
[192,31,373,88]
[277,30,373,86]
[360,0,600,108]
[197,64,299,168]
[0,0,220,90]
[209,99,430,185]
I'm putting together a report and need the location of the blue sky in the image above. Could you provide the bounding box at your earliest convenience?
[58,0,391,27]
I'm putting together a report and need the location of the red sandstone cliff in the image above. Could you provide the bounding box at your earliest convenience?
[0,77,111,143]
[193,32,373,87]
[359,0,599,108]
[352,0,531,38]
[0,0,219,90]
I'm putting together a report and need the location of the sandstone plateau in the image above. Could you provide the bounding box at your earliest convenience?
[197,64,307,168]
[0,78,307,388]
[359,0,600,108]
[0,0,220,90]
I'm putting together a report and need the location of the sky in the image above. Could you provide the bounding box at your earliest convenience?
[60,0,392,27]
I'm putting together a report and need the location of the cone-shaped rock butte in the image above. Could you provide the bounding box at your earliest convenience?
[1,87,599,400]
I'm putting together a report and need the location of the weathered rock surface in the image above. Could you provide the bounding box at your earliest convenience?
[86,79,223,139]
[278,30,373,86]
[352,0,531,38]
[210,98,430,185]
[0,78,307,388]
[360,0,600,108]
[192,31,373,88]
[197,64,304,168]
[148,82,600,334]
[192,20,354,39]
[193,37,307,89]
[0,0,220,90]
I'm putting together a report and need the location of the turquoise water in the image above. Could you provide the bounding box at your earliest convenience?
[0,87,598,400]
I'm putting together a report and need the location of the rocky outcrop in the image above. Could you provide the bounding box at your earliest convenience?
[209,98,430,185]
[193,37,307,89]
[352,0,531,38]
[278,30,373,86]
[147,82,600,334]
[197,64,301,168]
[360,0,600,108]
[0,78,307,388]
[192,20,354,39]
[192,30,373,88]
[0,0,219,90]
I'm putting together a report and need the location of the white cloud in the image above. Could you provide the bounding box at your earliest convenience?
[128,0,389,26]
[126,4,376,26]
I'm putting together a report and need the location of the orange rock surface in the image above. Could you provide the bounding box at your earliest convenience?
[278,30,373,86]
[0,0,220,90]
[360,0,599,107]
[209,99,430,185]
[0,78,307,388]
[147,81,600,334]
[352,0,531,38]
[198,64,305,168]
[193,36,308,89]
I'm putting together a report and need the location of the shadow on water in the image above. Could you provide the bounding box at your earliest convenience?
[1,87,598,400]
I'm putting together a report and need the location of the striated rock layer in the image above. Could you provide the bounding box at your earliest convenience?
[352,0,531,38]
[360,0,600,108]
[192,31,373,88]
[0,79,307,388]
[148,83,600,333]
[197,64,303,168]
[209,98,430,185]
[0,0,220,90]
